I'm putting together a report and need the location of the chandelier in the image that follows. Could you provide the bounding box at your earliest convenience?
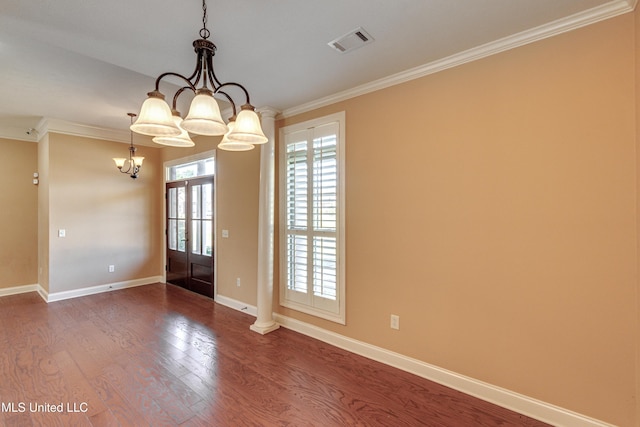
[130,0,267,151]
[113,113,144,179]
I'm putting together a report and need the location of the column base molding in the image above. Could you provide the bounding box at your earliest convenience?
[250,321,280,335]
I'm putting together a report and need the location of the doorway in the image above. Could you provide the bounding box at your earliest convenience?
[166,176,214,298]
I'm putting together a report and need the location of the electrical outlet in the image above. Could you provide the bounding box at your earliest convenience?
[108,265,115,273]
[390,314,400,330]
[236,277,241,287]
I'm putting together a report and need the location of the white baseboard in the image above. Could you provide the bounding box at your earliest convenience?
[214,294,258,317]
[43,276,163,303]
[0,283,40,297]
[273,313,615,427]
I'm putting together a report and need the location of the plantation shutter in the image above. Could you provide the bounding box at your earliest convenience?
[283,121,341,314]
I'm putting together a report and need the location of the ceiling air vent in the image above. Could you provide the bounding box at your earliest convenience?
[328,27,374,53]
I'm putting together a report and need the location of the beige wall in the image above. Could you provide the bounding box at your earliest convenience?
[160,137,261,305]
[277,12,637,427]
[46,133,163,293]
[0,138,38,288]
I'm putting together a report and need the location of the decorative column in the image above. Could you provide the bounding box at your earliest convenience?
[250,107,280,335]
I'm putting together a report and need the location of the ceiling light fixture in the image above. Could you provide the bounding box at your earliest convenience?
[131,0,267,150]
[113,113,144,179]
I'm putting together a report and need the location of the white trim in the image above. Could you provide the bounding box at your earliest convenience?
[44,276,162,303]
[280,0,636,119]
[215,294,258,317]
[0,284,40,297]
[273,313,617,427]
[37,285,48,302]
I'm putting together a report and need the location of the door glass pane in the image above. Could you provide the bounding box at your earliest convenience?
[177,187,186,219]
[203,220,212,257]
[203,183,213,219]
[192,220,201,255]
[167,158,215,181]
[178,220,186,252]
[168,219,177,250]
[168,187,177,218]
[192,185,201,220]
[174,163,198,179]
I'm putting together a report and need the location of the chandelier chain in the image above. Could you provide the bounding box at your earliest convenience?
[200,0,210,39]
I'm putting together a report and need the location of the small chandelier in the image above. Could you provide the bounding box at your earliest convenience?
[113,113,144,179]
[130,0,267,150]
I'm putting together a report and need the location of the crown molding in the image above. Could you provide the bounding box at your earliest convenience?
[41,118,129,144]
[0,127,38,143]
[257,106,280,119]
[280,0,636,119]
[39,118,157,147]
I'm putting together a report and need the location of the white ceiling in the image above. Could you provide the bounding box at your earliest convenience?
[0,0,634,141]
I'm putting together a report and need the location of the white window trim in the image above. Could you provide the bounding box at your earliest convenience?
[279,111,346,324]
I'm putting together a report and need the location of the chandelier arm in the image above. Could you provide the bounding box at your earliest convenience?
[215,90,237,117]
[204,53,222,89]
[154,72,198,93]
[171,86,195,111]
[119,163,133,174]
[215,82,252,107]
[188,48,208,87]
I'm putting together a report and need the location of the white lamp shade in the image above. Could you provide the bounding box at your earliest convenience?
[132,156,145,167]
[218,120,254,151]
[217,141,255,151]
[153,115,196,147]
[226,108,268,144]
[181,91,228,136]
[113,158,127,168]
[130,95,181,137]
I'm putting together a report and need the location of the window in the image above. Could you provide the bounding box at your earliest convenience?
[167,157,214,181]
[279,112,345,324]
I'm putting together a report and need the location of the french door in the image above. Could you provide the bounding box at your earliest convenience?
[166,177,214,298]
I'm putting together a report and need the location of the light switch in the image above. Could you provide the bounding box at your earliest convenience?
[222,229,229,238]
[58,229,66,238]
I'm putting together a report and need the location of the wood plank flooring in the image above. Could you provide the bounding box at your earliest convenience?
[0,283,550,426]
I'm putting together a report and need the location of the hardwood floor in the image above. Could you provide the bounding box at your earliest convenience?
[0,284,549,426]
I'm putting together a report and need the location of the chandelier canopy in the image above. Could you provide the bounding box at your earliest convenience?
[131,0,267,150]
